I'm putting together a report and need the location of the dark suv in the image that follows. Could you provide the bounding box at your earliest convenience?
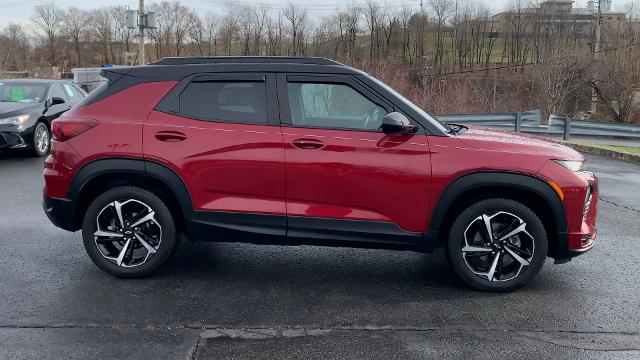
[43,57,598,292]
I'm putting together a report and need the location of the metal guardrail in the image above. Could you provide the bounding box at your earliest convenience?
[434,110,640,140]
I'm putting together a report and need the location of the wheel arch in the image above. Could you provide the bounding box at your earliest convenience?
[68,158,193,232]
[422,171,568,258]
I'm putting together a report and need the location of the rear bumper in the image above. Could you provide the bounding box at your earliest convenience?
[43,194,79,232]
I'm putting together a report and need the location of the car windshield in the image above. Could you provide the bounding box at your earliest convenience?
[365,75,450,134]
[0,82,48,103]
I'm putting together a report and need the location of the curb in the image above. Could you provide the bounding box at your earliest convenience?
[561,142,640,164]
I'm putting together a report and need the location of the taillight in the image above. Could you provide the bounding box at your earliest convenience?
[51,118,98,141]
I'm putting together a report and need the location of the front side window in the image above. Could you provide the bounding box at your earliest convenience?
[287,82,386,130]
[178,81,268,124]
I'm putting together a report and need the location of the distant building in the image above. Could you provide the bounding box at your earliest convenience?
[492,0,628,37]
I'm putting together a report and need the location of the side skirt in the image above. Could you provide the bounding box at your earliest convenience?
[186,211,423,251]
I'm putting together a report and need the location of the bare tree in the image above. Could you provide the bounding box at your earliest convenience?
[187,11,206,56]
[31,3,62,66]
[429,0,453,71]
[266,13,283,56]
[61,7,89,67]
[205,12,219,56]
[90,7,114,64]
[365,0,382,60]
[534,54,581,120]
[283,3,307,56]
[0,24,30,70]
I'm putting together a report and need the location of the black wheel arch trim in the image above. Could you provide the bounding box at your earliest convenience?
[66,157,194,230]
[421,171,568,257]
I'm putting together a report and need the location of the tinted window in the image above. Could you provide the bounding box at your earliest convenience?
[178,81,268,124]
[50,83,68,100]
[287,82,386,130]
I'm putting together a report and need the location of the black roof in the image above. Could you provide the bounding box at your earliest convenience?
[105,57,364,80]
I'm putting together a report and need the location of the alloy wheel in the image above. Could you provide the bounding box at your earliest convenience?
[35,124,49,154]
[461,211,535,282]
[93,199,162,268]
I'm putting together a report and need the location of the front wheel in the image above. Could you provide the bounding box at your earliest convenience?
[446,198,548,292]
[31,122,50,157]
[81,186,178,278]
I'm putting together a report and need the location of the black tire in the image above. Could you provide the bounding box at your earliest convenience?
[446,198,548,292]
[31,122,50,157]
[81,186,178,278]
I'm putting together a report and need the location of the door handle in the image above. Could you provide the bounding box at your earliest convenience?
[155,131,187,142]
[292,138,325,149]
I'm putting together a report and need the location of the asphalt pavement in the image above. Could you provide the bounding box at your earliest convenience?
[0,152,638,359]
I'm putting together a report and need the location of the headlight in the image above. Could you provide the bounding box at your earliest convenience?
[554,160,583,172]
[0,114,29,125]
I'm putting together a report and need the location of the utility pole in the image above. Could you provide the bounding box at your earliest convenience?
[138,0,145,65]
[126,2,156,66]
[590,0,602,114]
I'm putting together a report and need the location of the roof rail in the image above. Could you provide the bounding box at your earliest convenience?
[150,56,345,66]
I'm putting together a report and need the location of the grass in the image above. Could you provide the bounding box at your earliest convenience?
[570,140,640,156]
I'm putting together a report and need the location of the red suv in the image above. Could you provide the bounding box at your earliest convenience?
[43,57,598,292]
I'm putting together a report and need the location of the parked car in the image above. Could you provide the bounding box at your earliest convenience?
[0,79,86,156]
[42,57,598,292]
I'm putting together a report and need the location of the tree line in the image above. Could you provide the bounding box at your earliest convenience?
[0,0,639,122]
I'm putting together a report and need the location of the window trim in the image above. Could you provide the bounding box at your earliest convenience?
[155,72,279,126]
[278,74,399,133]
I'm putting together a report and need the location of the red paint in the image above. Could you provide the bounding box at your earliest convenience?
[282,128,431,232]
[44,82,597,253]
[143,110,286,214]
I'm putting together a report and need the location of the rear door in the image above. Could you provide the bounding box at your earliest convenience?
[278,74,432,245]
[145,73,286,237]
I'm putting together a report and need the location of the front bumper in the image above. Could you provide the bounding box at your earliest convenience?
[0,131,28,149]
[43,194,79,232]
[555,171,599,262]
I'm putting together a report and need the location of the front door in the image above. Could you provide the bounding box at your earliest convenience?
[145,73,286,237]
[278,74,432,245]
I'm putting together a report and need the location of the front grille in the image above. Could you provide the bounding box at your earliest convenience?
[583,185,593,221]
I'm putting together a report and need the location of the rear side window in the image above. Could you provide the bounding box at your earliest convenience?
[177,81,268,124]
[63,83,83,99]
[50,83,68,100]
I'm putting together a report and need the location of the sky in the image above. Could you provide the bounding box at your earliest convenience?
[0,0,595,27]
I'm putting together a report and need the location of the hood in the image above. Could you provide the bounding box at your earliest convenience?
[458,126,584,161]
[0,102,42,118]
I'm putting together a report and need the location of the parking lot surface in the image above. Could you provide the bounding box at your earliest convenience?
[0,152,638,359]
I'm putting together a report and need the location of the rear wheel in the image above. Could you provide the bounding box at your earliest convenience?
[446,198,548,292]
[81,186,178,277]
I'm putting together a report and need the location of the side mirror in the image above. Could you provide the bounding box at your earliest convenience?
[50,97,66,106]
[379,112,418,135]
